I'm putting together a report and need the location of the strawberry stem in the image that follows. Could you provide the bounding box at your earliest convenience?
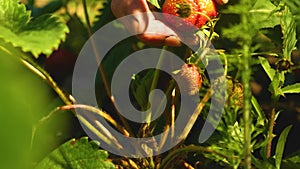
[147,46,169,123]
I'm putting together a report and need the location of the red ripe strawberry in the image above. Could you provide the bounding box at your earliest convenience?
[162,0,199,28]
[162,0,218,30]
[194,0,218,28]
[177,63,202,95]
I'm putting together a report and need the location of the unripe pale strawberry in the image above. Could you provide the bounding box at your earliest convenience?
[177,63,202,95]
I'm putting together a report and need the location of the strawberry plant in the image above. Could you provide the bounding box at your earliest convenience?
[1,0,300,169]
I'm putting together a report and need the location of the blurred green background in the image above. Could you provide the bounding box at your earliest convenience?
[0,52,77,168]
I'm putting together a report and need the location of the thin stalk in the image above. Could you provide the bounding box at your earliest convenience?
[221,51,228,77]
[31,107,61,149]
[148,80,176,134]
[60,104,130,136]
[21,57,74,105]
[177,88,212,141]
[170,89,176,142]
[241,13,252,169]
[238,1,258,168]
[76,113,122,149]
[82,0,93,36]
[154,84,211,150]
[266,108,276,158]
[194,45,210,66]
[62,104,150,156]
[146,46,168,123]
[31,104,131,151]
[81,0,133,135]
[194,11,216,40]
[242,45,252,169]
[157,88,176,150]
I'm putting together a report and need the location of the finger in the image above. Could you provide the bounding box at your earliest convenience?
[137,34,181,47]
[177,33,200,47]
[111,0,150,34]
[215,0,229,5]
[164,36,182,46]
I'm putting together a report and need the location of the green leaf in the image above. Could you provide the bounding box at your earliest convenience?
[131,71,154,111]
[147,0,161,9]
[268,71,285,98]
[284,0,300,17]
[35,137,115,169]
[251,96,266,122]
[252,155,276,169]
[275,125,292,169]
[281,150,300,168]
[258,56,275,81]
[281,83,300,94]
[0,0,69,58]
[69,0,104,26]
[283,0,300,46]
[250,0,281,28]
[281,6,297,61]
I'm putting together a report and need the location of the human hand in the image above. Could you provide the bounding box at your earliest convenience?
[111,0,182,46]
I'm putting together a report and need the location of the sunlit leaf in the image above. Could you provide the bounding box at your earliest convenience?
[131,71,154,111]
[250,0,281,28]
[147,0,161,9]
[251,96,266,125]
[268,72,285,97]
[281,6,297,61]
[283,0,300,38]
[34,137,115,169]
[0,0,69,58]
[258,56,275,81]
[281,83,300,94]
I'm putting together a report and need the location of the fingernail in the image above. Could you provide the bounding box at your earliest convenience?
[165,36,181,47]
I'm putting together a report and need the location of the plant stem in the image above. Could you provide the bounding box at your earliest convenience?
[81,0,133,135]
[240,1,254,168]
[21,57,74,105]
[60,104,130,136]
[146,46,168,123]
[242,45,252,169]
[82,0,93,36]
[31,107,61,149]
[266,107,276,158]
[178,88,212,141]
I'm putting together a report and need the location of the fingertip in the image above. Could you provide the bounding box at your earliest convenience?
[137,34,181,47]
[215,0,229,5]
[164,36,182,47]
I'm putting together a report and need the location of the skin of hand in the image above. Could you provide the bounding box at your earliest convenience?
[111,0,182,46]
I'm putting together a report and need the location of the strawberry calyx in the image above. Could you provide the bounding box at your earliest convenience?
[175,1,192,18]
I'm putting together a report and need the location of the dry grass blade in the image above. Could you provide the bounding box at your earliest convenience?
[61,104,130,136]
